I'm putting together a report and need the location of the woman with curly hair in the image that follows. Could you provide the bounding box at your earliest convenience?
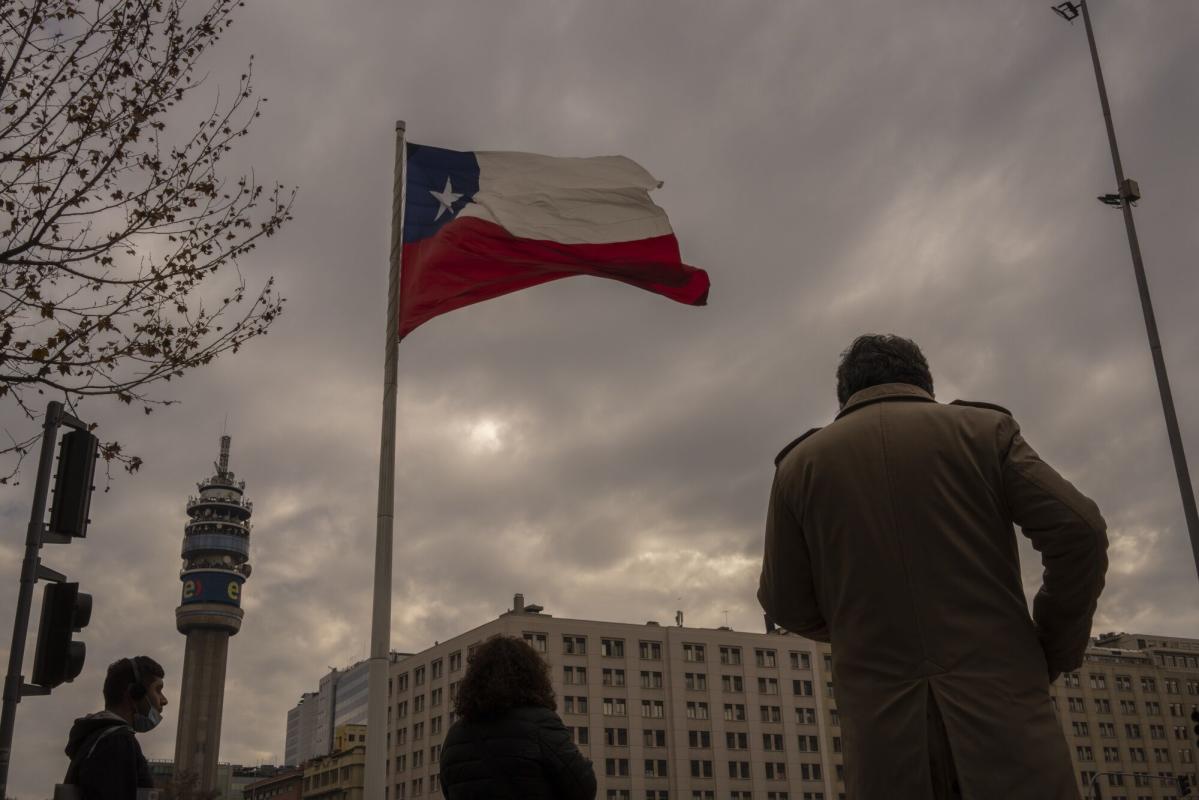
[439,634,596,799]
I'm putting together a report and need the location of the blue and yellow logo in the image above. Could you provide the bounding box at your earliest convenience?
[181,571,245,606]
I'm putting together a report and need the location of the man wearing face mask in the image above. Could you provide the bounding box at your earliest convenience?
[60,656,168,799]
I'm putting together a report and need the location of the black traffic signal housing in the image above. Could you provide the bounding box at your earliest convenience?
[31,582,93,688]
[1180,774,1193,798]
[47,429,98,539]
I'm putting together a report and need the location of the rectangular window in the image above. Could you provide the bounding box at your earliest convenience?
[685,672,707,691]
[725,731,748,750]
[1090,673,1107,690]
[639,641,662,660]
[759,677,780,695]
[604,727,629,746]
[605,758,630,777]
[790,651,811,670]
[430,659,442,680]
[796,734,819,753]
[795,707,816,725]
[448,652,462,672]
[756,648,778,668]
[765,762,787,780]
[723,703,746,721]
[643,759,668,778]
[641,699,665,719]
[800,763,822,781]
[640,670,663,689]
[601,639,625,658]
[523,632,547,653]
[719,646,742,665]
[763,733,785,751]
[414,666,425,686]
[602,668,626,687]
[722,674,744,693]
[683,643,706,663]
[727,761,750,779]
[793,679,813,696]
[689,760,713,778]
[643,728,667,748]
[686,701,710,720]
[602,698,627,716]
[563,635,587,655]
[760,704,782,722]
[688,730,711,748]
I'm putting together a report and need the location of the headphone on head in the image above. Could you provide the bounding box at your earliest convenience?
[125,657,147,702]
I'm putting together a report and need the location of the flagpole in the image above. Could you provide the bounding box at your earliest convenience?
[365,119,405,800]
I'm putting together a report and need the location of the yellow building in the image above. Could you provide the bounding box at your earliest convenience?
[303,724,366,800]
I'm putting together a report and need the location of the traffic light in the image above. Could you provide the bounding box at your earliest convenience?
[47,429,98,539]
[31,582,93,688]
[1180,774,1193,798]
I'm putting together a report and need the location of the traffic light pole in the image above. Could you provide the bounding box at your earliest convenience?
[0,401,92,796]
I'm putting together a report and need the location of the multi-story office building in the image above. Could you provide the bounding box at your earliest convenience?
[388,594,841,800]
[385,595,1199,800]
[287,692,319,767]
[303,724,367,800]
[287,655,409,765]
[1048,632,1199,800]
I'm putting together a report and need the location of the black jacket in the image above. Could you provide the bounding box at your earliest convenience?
[439,705,596,800]
[64,711,154,800]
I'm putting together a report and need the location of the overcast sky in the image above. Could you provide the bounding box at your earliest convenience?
[3,0,1199,795]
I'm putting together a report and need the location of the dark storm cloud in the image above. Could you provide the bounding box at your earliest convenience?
[3,1,1198,795]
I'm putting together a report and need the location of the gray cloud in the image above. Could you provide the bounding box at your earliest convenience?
[3,1,1199,796]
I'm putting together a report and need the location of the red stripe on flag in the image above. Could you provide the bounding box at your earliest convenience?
[398,217,709,339]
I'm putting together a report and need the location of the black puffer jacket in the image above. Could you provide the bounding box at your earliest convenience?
[439,705,596,800]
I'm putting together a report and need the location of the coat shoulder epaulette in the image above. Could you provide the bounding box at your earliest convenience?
[775,427,822,466]
[950,399,1012,416]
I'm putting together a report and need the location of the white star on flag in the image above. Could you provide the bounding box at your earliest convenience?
[429,177,463,221]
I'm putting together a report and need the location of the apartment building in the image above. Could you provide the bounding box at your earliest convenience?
[1048,633,1199,800]
[387,595,842,800]
[364,593,1199,800]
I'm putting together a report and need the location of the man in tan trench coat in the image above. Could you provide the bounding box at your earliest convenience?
[758,334,1108,800]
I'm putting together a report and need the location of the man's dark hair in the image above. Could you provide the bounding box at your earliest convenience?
[836,334,934,406]
[453,635,555,721]
[102,656,164,707]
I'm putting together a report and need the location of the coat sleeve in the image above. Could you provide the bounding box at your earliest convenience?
[999,415,1108,674]
[535,710,597,800]
[757,467,830,642]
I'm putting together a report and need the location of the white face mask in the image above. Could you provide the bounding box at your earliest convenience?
[133,698,162,733]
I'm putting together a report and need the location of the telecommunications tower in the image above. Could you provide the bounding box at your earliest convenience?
[172,435,253,791]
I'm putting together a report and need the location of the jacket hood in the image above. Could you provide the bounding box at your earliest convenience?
[65,710,128,758]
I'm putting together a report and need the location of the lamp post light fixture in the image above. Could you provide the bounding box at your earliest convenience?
[1053,0,1199,586]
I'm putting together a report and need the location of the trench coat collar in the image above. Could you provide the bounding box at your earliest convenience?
[835,383,936,420]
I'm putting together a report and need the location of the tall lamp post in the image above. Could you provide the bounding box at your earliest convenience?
[1053,0,1199,584]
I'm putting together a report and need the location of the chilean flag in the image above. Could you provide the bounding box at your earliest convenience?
[399,144,710,339]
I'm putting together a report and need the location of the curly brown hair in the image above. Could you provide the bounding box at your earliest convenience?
[453,635,556,721]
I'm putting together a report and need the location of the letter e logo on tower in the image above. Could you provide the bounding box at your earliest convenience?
[227,581,240,603]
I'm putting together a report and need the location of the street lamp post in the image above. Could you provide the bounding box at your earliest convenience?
[1053,0,1199,585]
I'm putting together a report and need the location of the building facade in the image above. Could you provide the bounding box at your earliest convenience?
[303,724,367,800]
[287,692,319,766]
[382,595,1199,800]
[287,658,400,765]
[1047,633,1199,799]
[388,595,841,800]
[245,767,305,800]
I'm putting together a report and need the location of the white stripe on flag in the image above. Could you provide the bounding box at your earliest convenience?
[458,151,675,245]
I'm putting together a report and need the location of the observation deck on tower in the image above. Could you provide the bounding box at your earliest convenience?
[177,434,252,634]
